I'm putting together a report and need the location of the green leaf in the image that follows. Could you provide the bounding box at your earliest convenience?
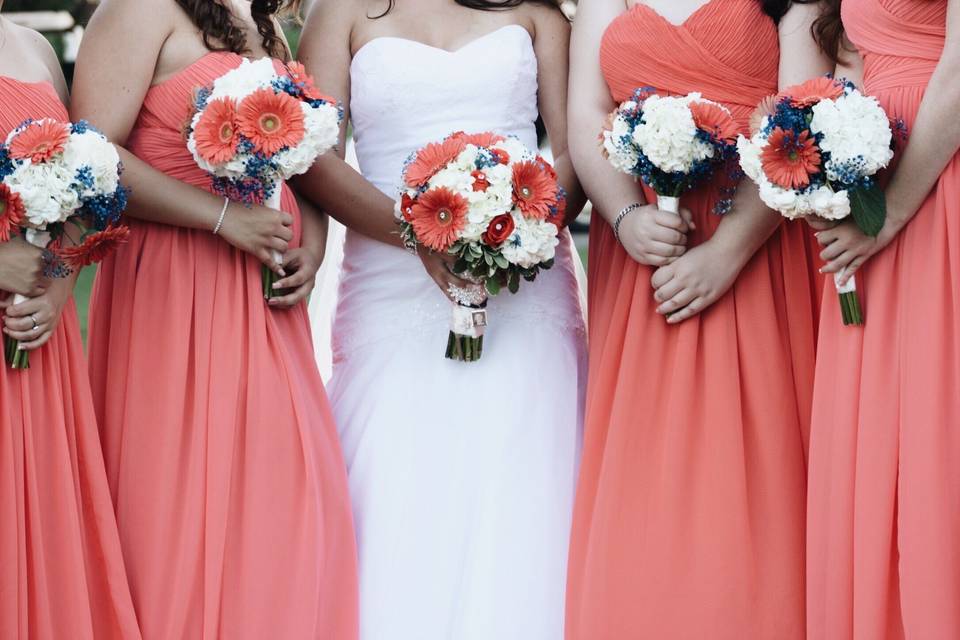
[486,278,502,295]
[849,184,886,237]
[493,253,509,269]
[508,269,520,294]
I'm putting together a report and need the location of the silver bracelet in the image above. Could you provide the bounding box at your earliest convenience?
[613,203,643,243]
[212,198,229,235]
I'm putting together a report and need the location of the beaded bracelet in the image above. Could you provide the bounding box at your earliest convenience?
[613,203,643,243]
[213,198,229,235]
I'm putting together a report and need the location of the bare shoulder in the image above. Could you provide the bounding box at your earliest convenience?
[304,0,363,29]
[526,2,572,41]
[88,0,176,34]
[8,23,68,98]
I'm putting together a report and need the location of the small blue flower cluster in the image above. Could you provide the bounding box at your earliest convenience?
[80,185,129,231]
[0,147,13,180]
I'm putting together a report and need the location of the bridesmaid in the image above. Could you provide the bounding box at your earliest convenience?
[71,1,358,637]
[807,1,960,638]
[0,11,140,640]
[564,0,832,637]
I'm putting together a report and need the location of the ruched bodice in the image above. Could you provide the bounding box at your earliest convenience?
[0,77,67,130]
[350,25,539,196]
[600,0,778,130]
[843,0,946,93]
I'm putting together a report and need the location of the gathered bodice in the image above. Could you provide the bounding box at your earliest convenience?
[600,0,779,131]
[843,0,946,94]
[349,25,539,197]
[0,77,67,135]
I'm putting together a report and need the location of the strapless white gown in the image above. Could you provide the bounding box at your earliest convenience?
[327,25,586,640]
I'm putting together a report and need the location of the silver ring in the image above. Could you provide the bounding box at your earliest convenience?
[446,283,487,307]
[30,314,39,331]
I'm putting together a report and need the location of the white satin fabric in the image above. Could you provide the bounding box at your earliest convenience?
[322,25,586,640]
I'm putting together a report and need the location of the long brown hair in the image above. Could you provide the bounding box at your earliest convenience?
[811,0,845,62]
[174,0,302,61]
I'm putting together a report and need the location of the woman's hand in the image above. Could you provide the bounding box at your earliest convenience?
[217,202,295,275]
[0,239,47,297]
[2,276,75,351]
[817,219,899,285]
[267,246,325,309]
[618,204,695,267]
[419,250,477,302]
[804,215,839,232]
[650,240,745,324]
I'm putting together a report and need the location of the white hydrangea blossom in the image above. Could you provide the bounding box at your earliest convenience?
[63,130,121,196]
[631,93,716,173]
[207,58,278,100]
[500,214,560,269]
[811,91,894,182]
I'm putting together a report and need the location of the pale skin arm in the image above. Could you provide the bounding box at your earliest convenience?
[818,0,960,283]
[2,29,79,350]
[568,0,693,267]
[70,0,295,276]
[651,2,835,323]
[531,6,586,224]
[268,194,329,307]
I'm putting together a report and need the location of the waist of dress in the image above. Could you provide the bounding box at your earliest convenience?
[864,57,937,93]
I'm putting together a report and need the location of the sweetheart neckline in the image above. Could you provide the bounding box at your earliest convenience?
[629,0,723,28]
[351,24,531,68]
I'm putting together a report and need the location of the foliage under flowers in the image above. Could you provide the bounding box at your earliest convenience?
[737,76,896,235]
[601,88,740,210]
[397,131,564,297]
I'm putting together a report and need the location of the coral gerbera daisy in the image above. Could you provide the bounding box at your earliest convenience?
[458,131,506,147]
[405,137,467,188]
[512,161,559,220]
[194,97,240,165]
[285,61,325,101]
[409,187,468,252]
[689,101,739,143]
[761,127,821,189]
[749,94,779,135]
[9,119,69,163]
[783,76,844,108]
[60,225,130,268]
[237,88,306,156]
[0,183,25,242]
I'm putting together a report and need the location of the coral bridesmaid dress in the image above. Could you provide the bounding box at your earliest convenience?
[86,52,358,639]
[0,77,140,640]
[807,2,959,638]
[565,2,817,638]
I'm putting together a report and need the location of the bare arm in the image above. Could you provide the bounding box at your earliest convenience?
[532,7,586,224]
[652,2,835,323]
[71,0,293,271]
[293,0,401,247]
[819,0,960,280]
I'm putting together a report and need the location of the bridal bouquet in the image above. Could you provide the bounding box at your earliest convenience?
[396,131,565,362]
[602,88,739,214]
[737,77,895,325]
[186,57,342,298]
[0,118,129,369]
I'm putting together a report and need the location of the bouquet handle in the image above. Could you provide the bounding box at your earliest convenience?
[657,195,680,215]
[835,271,864,326]
[5,229,51,369]
[262,188,286,300]
[446,302,487,362]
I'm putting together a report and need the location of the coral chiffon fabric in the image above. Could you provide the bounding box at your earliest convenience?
[807,1,960,638]
[565,2,817,637]
[0,77,140,640]
[86,52,358,639]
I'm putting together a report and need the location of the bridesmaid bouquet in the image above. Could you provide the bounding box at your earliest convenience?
[737,77,895,325]
[396,131,565,362]
[185,57,342,298]
[0,118,129,369]
[601,88,739,214]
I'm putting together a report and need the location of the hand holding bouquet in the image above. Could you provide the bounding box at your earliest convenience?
[186,57,342,298]
[602,88,739,215]
[0,118,129,369]
[397,131,565,362]
[737,77,896,325]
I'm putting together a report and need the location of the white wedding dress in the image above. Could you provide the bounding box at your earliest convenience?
[326,25,586,640]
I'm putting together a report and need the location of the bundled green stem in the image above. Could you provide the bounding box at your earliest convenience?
[5,335,29,369]
[839,291,864,326]
[446,332,484,362]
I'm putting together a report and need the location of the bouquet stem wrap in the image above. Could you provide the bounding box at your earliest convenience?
[261,189,285,299]
[446,301,487,362]
[5,229,50,369]
[836,272,864,326]
[658,195,680,215]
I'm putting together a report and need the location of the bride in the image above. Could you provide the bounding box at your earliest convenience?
[295,0,586,637]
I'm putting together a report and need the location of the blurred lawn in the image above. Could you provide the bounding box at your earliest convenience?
[75,266,95,343]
